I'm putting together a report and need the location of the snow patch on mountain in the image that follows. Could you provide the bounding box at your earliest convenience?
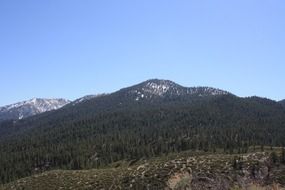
[128,79,229,101]
[143,81,171,96]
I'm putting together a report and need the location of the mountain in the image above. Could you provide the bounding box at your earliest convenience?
[0,98,71,121]
[0,79,285,185]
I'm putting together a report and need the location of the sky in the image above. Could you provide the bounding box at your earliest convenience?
[0,0,285,106]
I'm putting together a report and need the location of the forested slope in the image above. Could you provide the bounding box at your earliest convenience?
[0,80,285,184]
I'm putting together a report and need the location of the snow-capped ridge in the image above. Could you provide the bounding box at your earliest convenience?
[0,98,71,121]
[0,79,231,120]
[126,79,230,101]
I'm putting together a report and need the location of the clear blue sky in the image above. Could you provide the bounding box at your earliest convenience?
[0,0,285,106]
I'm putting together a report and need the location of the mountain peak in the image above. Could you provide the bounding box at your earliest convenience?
[139,79,181,96]
[121,79,230,101]
[0,98,71,121]
[144,79,179,85]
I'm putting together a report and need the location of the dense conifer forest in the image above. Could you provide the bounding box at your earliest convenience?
[0,80,285,184]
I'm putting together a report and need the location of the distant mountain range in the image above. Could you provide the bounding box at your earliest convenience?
[0,98,70,121]
[0,79,285,185]
[0,79,284,123]
[0,79,231,122]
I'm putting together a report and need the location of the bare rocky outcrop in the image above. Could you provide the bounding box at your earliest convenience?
[166,168,192,190]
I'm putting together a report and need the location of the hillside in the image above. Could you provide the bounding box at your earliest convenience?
[0,79,285,185]
[1,150,285,190]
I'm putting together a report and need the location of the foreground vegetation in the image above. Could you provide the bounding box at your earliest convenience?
[1,149,285,190]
